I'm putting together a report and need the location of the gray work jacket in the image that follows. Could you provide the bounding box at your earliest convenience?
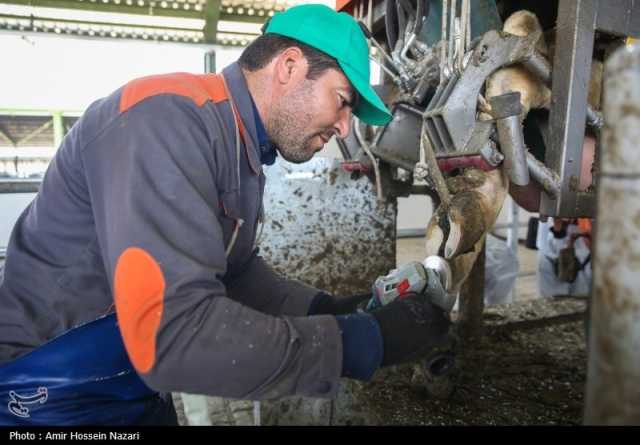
[0,63,343,400]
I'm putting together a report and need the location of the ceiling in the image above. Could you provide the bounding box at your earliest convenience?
[0,112,79,148]
[0,0,333,45]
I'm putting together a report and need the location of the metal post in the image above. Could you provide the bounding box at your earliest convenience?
[52,111,64,149]
[507,198,519,300]
[456,242,485,342]
[584,44,640,425]
[490,92,531,186]
[507,199,519,254]
[540,0,598,217]
[204,49,216,74]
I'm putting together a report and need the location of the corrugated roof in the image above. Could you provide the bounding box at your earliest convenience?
[0,0,330,45]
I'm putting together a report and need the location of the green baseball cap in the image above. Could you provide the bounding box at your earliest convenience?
[264,3,392,126]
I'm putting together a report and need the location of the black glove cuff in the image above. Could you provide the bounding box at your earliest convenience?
[307,292,335,315]
[372,294,453,368]
[308,292,371,316]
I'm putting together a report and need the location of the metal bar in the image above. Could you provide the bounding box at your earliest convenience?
[506,199,519,253]
[421,126,450,206]
[458,0,468,72]
[15,120,52,147]
[0,126,16,146]
[540,0,598,217]
[448,0,456,76]
[0,109,81,117]
[368,0,387,34]
[441,0,448,82]
[490,92,530,186]
[585,43,640,425]
[507,199,519,300]
[631,2,640,38]
[0,156,51,162]
[496,114,530,185]
[0,0,204,19]
[0,179,41,194]
[204,49,216,74]
[527,152,561,199]
[493,222,528,230]
[0,0,270,23]
[335,137,352,161]
[522,50,552,85]
[397,228,427,238]
[515,51,601,137]
[0,12,255,44]
[465,0,471,50]
[595,0,640,38]
[369,147,416,172]
[0,13,201,34]
[367,0,373,37]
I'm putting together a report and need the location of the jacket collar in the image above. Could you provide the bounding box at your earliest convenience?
[221,62,262,174]
[249,97,277,166]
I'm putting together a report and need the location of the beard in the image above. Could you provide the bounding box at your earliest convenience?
[267,80,332,164]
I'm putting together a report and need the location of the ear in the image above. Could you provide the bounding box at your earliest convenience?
[273,47,309,85]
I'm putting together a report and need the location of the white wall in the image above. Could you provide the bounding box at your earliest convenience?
[0,33,243,248]
[0,33,241,110]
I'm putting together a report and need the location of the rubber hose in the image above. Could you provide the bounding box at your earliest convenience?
[385,0,398,51]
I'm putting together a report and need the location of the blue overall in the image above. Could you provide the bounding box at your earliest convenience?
[0,314,177,425]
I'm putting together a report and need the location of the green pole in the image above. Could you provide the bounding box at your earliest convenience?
[204,50,216,73]
[52,111,64,148]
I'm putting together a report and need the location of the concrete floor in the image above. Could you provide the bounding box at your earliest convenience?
[396,237,541,303]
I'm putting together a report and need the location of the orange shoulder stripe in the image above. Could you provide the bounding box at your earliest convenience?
[119,72,228,113]
[119,72,246,141]
[114,247,166,374]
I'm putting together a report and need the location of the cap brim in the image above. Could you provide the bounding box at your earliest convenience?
[339,61,392,126]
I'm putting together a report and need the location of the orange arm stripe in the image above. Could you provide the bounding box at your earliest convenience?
[119,73,228,113]
[114,247,166,374]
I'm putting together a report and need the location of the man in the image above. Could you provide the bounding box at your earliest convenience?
[536,218,592,299]
[0,4,452,425]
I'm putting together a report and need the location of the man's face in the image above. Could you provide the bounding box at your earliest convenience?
[267,67,355,164]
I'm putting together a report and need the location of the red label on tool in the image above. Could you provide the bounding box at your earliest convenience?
[397,279,410,296]
[437,155,496,173]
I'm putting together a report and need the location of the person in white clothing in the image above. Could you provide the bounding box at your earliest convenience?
[536,218,592,298]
